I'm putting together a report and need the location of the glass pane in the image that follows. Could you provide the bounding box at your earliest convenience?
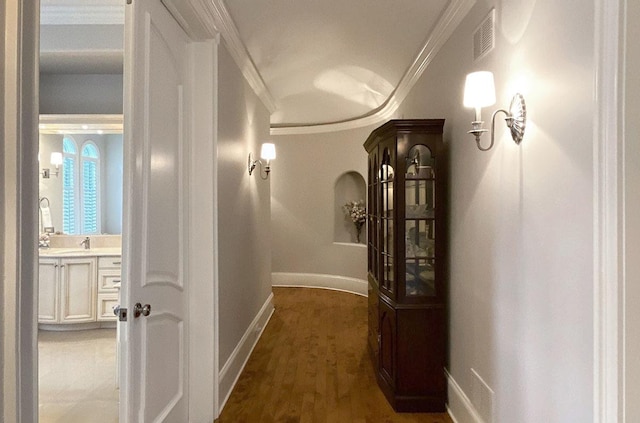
[386,219,393,256]
[405,144,434,178]
[82,160,98,233]
[386,254,394,286]
[81,143,99,158]
[405,258,435,297]
[62,156,75,234]
[382,183,388,216]
[405,180,435,218]
[63,137,77,154]
[406,220,435,258]
[405,220,416,257]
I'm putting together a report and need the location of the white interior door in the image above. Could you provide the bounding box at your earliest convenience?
[121,0,191,421]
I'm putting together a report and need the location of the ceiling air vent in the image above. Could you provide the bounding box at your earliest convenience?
[473,9,495,61]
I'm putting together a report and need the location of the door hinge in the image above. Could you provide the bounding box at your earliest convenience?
[113,305,128,321]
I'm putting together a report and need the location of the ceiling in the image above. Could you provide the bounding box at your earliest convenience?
[40,0,459,130]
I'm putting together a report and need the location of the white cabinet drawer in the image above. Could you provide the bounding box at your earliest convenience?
[98,256,122,269]
[97,294,119,322]
[98,269,121,292]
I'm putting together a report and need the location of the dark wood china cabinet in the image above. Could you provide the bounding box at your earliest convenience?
[363,119,447,412]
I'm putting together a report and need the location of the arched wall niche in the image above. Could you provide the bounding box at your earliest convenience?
[334,171,366,244]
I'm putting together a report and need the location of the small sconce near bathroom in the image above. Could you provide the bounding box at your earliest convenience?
[41,152,63,178]
[248,143,276,180]
[463,71,527,151]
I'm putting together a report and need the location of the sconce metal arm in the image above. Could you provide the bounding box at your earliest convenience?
[248,153,271,180]
[475,108,509,151]
[471,93,527,151]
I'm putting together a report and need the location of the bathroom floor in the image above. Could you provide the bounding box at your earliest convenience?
[38,328,118,423]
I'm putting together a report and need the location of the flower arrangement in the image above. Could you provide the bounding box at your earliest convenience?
[343,200,366,243]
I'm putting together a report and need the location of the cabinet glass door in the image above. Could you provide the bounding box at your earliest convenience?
[404,144,436,297]
[367,154,379,281]
[380,147,394,294]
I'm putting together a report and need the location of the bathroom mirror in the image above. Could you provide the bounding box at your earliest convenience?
[38,114,124,235]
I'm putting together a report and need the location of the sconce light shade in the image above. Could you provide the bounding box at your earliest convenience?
[463,71,496,109]
[463,71,527,151]
[260,143,276,161]
[50,152,63,167]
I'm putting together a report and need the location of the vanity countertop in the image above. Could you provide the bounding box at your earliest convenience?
[39,247,122,257]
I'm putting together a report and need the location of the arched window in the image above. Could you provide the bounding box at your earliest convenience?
[81,142,100,234]
[62,137,78,234]
[61,138,101,235]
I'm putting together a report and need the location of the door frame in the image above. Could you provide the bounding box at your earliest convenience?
[1,0,39,422]
[593,0,625,422]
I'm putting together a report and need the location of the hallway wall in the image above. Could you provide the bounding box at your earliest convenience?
[217,43,274,372]
[270,126,369,288]
[397,0,595,421]
[39,74,123,115]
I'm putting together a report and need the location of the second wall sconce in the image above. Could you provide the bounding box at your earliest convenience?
[463,71,527,151]
[248,142,276,179]
[41,152,63,178]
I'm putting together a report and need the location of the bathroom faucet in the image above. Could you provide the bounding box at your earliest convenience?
[80,236,91,250]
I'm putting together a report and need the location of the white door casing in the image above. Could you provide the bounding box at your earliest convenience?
[122,0,191,421]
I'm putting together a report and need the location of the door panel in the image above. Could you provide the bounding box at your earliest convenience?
[379,300,396,386]
[123,0,190,421]
[38,259,59,322]
[60,258,96,322]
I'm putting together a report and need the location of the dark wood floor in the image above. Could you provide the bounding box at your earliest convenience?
[216,287,453,423]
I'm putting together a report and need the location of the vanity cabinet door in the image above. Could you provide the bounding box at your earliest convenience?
[38,259,59,323]
[59,258,97,323]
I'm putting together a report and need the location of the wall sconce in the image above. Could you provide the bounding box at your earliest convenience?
[248,143,276,179]
[41,152,63,178]
[463,71,527,151]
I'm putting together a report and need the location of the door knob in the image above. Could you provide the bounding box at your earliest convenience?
[134,302,151,318]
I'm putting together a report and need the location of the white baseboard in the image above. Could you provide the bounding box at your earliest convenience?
[218,292,275,412]
[272,272,368,297]
[446,369,484,423]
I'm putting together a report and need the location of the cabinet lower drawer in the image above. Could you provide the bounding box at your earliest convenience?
[97,294,119,321]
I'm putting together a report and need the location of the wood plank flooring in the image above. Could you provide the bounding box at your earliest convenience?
[216,287,453,423]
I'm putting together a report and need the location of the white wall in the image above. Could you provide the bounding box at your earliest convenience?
[270,126,369,283]
[624,0,640,419]
[103,134,123,234]
[39,73,123,114]
[395,0,595,421]
[217,43,273,368]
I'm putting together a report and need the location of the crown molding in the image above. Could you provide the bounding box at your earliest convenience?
[207,0,277,113]
[161,0,218,40]
[40,5,124,25]
[270,0,476,136]
[166,0,277,113]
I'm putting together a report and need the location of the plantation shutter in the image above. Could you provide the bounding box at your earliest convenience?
[62,138,77,234]
[81,143,99,234]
